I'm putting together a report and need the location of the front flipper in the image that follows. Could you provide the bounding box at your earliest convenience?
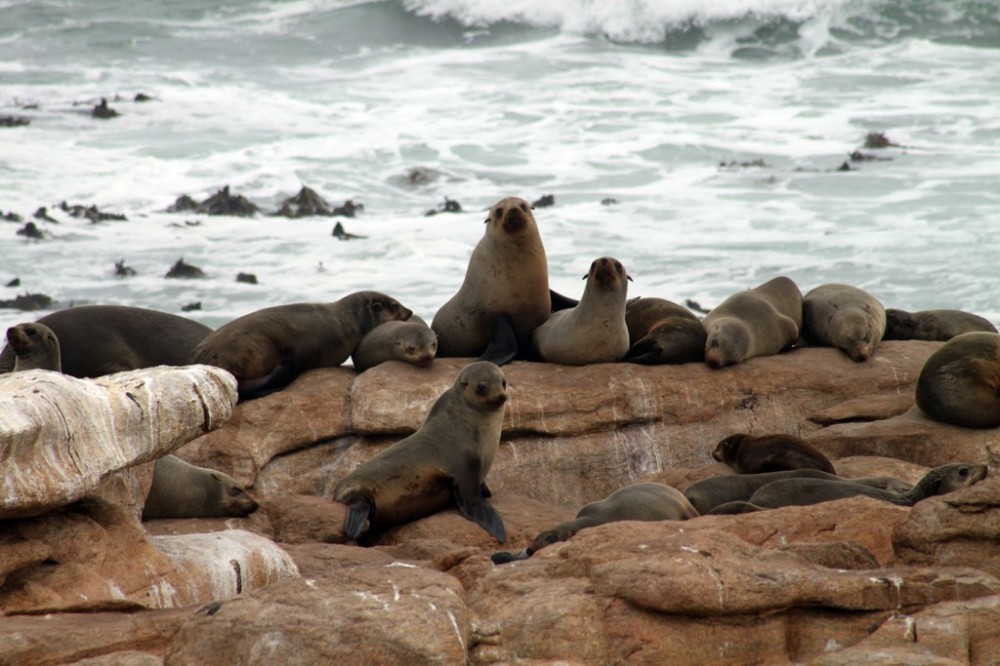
[623,339,663,365]
[454,476,507,543]
[478,313,518,366]
[238,361,300,401]
[343,497,375,540]
[480,482,492,498]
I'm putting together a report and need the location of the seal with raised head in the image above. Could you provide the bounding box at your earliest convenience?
[623,296,706,364]
[532,256,631,365]
[351,315,438,372]
[802,283,886,362]
[0,305,211,377]
[432,196,551,366]
[712,432,835,475]
[333,361,509,543]
[5,322,61,372]
[884,308,997,342]
[193,290,411,400]
[702,276,802,368]
[142,455,259,520]
[492,482,697,563]
[915,331,1000,428]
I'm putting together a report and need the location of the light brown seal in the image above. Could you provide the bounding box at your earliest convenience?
[915,331,1000,428]
[5,322,61,372]
[0,305,211,377]
[142,454,259,520]
[623,296,706,364]
[192,290,411,400]
[884,308,997,341]
[802,283,886,362]
[532,256,631,365]
[351,315,438,372]
[333,361,508,542]
[702,276,802,368]
[712,432,835,474]
[432,196,551,365]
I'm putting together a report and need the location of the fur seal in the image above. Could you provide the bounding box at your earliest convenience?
[884,308,997,341]
[351,315,438,372]
[802,283,886,362]
[432,197,551,366]
[193,291,411,400]
[532,256,631,365]
[623,296,706,364]
[915,331,1000,428]
[729,463,987,510]
[712,432,835,474]
[333,361,508,542]
[684,469,913,515]
[0,305,212,377]
[702,276,802,368]
[142,455,259,520]
[5,322,61,372]
[492,482,698,563]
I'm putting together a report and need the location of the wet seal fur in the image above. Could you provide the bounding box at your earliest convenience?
[885,308,997,342]
[193,290,411,400]
[333,361,509,543]
[351,315,438,372]
[802,283,886,362]
[702,276,802,368]
[492,482,698,563]
[712,432,835,474]
[6,322,61,372]
[532,256,631,365]
[142,455,259,520]
[916,331,1000,428]
[0,305,211,377]
[624,296,706,364]
[432,197,551,366]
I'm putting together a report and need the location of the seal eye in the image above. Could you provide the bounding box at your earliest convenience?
[544,534,559,545]
[502,379,507,389]
[371,301,383,312]
[959,467,969,478]
[519,202,528,213]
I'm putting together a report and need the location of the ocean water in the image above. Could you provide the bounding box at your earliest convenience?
[2,0,999,336]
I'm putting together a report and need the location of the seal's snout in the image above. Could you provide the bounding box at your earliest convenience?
[502,205,528,233]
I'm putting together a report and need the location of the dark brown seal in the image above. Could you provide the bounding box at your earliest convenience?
[351,315,438,372]
[802,283,886,362]
[712,433,835,474]
[915,331,1000,428]
[5,322,61,372]
[432,197,551,365]
[623,296,706,364]
[702,276,802,368]
[142,455,259,520]
[884,308,997,341]
[192,291,411,400]
[0,305,210,377]
[333,361,508,543]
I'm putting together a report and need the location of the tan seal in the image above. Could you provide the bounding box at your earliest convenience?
[712,432,835,474]
[432,197,551,365]
[351,315,438,372]
[5,322,61,372]
[916,331,1000,428]
[333,361,508,542]
[532,256,631,365]
[623,296,706,364]
[802,283,886,362]
[193,290,411,400]
[885,308,997,341]
[142,454,259,520]
[702,276,802,368]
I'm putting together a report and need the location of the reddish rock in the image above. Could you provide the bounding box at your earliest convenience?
[808,392,915,425]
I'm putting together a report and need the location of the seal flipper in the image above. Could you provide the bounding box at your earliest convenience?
[343,497,374,539]
[480,481,492,498]
[491,549,529,565]
[623,339,663,365]
[550,289,579,312]
[238,361,300,401]
[478,313,518,366]
[453,476,507,543]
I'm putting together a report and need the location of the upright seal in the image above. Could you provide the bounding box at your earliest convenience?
[5,322,61,372]
[915,331,1000,428]
[802,283,886,362]
[702,276,802,368]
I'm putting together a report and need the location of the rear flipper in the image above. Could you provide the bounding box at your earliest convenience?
[454,480,507,543]
[343,497,374,540]
[623,339,663,365]
[478,313,518,367]
[238,362,300,401]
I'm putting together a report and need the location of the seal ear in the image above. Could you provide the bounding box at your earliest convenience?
[627,275,633,282]
[371,299,383,312]
[582,273,588,280]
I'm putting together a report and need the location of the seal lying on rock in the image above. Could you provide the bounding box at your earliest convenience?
[916,331,1000,428]
[193,291,411,400]
[712,433,835,474]
[492,482,698,563]
[884,308,997,341]
[333,361,509,543]
[702,276,802,368]
[351,315,438,372]
[5,322,61,372]
[142,455,259,520]
[802,283,886,362]
[623,297,706,364]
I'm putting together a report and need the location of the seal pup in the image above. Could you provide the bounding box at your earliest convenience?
[684,469,913,515]
[432,196,551,366]
[492,482,698,563]
[623,296,706,364]
[801,283,886,362]
[142,455,259,520]
[351,315,438,372]
[712,432,835,474]
[915,331,1000,428]
[193,291,411,400]
[884,308,997,342]
[333,361,509,543]
[702,276,802,368]
[5,322,61,372]
[0,305,211,377]
[532,257,631,365]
